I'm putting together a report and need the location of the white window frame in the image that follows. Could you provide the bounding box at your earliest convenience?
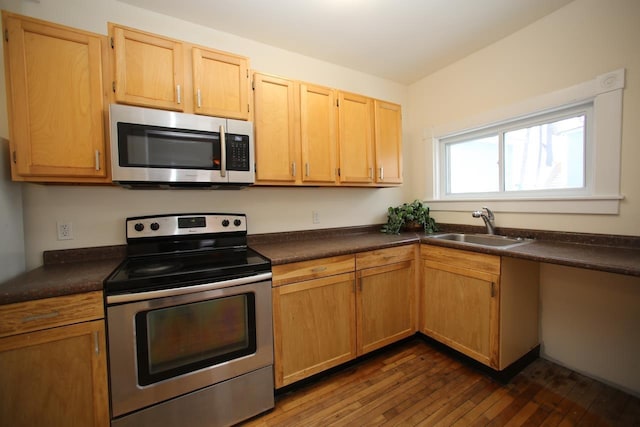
[427,69,625,215]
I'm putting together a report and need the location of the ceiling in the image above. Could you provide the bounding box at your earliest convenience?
[119,0,574,85]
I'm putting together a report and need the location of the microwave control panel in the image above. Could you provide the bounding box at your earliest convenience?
[227,135,250,171]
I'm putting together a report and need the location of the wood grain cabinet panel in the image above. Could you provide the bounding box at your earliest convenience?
[272,272,357,388]
[192,46,249,120]
[0,292,108,427]
[3,12,109,182]
[110,23,249,119]
[300,83,338,183]
[374,100,402,184]
[420,245,539,370]
[357,259,416,355]
[111,24,184,111]
[338,92,374,184]
[253,73,299,183]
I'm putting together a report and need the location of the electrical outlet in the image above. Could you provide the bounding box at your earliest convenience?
[57,221,73,240]
[312,211,320,224]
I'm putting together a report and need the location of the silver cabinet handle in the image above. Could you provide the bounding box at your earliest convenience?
[220,125,227,177]
[197,88,202,108]
[176,84,181,104]
[292,162,296,177]
[93,331,100,355]
[22,311,59,323]
[305,163,310,177]
[95,150,100,171]
[379,167,384,180]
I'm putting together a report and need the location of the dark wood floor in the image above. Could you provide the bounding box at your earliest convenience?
[242,338,640,426]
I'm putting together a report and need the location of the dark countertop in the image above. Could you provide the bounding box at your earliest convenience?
[421,236,640,277]
[1,226,638,307]
[0,258,122,306]
[250,231,419,265]
[0,245,125,306]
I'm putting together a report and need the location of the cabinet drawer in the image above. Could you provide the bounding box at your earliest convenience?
[421,245,500,275]
[272,255,355,287]
[0,291,104,338]
[356,245,415,270]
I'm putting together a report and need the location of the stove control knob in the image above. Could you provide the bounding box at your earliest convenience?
[150,222,160,231]
[234,219,242,227]
[134,223,144,232]
[222,219,230,227]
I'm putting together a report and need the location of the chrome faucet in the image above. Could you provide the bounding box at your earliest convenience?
[472,207,496,235]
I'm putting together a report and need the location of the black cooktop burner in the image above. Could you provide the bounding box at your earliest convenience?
[105,248,270,296]
[129,262,184,277]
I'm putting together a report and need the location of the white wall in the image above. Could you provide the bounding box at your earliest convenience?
[407,0,640,396]
[0,139,24,282]
[406,0,640,237]
[0,0,410,269]
[0,2,24,282]
[540,264,640,396]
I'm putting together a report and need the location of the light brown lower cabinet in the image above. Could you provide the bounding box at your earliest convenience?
[356,245,417,355]
[0,292,109,427]
[272,272,357,388]
[420,245,539,370]
[272,245,418,388]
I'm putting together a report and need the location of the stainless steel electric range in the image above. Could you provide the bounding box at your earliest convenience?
[104,213,273,427]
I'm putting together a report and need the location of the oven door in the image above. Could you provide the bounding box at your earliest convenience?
[106,275,273,418]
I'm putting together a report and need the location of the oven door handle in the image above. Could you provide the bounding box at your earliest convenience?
[106,272,272,304]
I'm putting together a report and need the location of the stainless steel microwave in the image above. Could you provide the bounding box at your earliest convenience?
[109,104,255,188]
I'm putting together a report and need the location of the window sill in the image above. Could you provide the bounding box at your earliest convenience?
[425,195,623,215]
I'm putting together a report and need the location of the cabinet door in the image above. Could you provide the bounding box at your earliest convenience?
[0,320,109,427]
[272,273,356,388]
[3,13,108,180]
[111,25,184,111]
[374,100,402,184]
[357,260,415,355]
[338,92,374,184]
[253,73,299,183]
[192,47,249,120]
[300,84,338,183]
[421,262,500,368]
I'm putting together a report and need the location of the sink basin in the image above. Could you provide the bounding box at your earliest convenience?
[427,233,532,248]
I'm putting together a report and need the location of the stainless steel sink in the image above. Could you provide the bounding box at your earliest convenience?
[427,233,532,249]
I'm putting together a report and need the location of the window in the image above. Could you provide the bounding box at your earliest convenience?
[442,105,590,197]
[429,69,625,214]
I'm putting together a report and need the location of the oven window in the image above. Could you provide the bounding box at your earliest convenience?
[118,122,221,170]
[135,293,256,386]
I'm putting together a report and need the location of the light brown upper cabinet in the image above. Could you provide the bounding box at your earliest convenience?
[374,100,402,184]
[252,72,402,187]
[192,47,249,120]
[338,92,374,184]
[253,73,299,183]
[109,23,249,119]
[300,83,339,184]
[110,24,184,111]
[2,12,109,182]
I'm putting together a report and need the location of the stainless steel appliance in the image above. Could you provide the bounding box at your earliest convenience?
[104,213,273,427]
[109,104,255,188]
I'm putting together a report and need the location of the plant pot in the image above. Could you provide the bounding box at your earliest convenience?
[403,221,423,231]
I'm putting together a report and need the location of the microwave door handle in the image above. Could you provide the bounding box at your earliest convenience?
[220,125,227,177]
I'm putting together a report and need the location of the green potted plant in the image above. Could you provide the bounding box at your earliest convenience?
[381,199,438,235]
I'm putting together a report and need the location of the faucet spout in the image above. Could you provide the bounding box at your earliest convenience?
[472,206,496,235]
